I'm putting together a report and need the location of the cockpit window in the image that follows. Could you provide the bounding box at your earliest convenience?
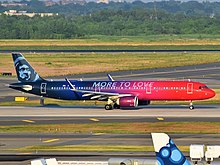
[199,86,208,89]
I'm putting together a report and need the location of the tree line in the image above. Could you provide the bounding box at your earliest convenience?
[0,9,220,39]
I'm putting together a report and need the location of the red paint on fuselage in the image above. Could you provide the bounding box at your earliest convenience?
[86,80,215,101]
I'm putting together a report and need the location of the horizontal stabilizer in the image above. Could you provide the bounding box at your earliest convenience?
[9,84,33,91]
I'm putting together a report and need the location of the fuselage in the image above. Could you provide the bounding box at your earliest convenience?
[10,80,215,101]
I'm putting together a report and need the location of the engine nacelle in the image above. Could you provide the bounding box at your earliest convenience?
[119,96,138,107]
[138,100,151,106]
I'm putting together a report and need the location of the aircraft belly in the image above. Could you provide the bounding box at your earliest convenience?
[46,90,79,100]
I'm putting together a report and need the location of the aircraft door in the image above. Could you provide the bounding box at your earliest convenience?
[94,83,101,92]
[40,83,47,94]
[146,84,152,94]
[187,83,193,94]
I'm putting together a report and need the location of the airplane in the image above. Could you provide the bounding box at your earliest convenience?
[152,133,191,165]
[9,53,215,110]
[108,133,192,165]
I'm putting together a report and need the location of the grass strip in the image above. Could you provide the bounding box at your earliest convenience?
[1,35,220,50]
[1,122,220,134]
[11,145,189,152]
[2,52,220,77]
[1,34,220,46]
[1,45,220,50]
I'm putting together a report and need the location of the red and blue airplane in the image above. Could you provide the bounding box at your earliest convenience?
[9,53,215,110]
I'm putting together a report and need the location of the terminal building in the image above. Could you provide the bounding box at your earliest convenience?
[2,10,58,17]
[0,2,27,7]
[44,0,86,6]
[96,0,109,4]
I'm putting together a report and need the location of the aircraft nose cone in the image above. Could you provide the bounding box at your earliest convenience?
[209,89,216,98]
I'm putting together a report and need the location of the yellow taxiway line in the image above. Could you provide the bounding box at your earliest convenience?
[89,118,100,122]
[157,118,164,121]
[22,120,35,123]
[43,139,60,143]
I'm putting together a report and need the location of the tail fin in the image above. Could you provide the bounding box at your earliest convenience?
[12,52,43,83]
[151,133,191,165]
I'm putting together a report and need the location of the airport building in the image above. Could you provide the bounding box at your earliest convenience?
[3,10,59,17]
[60,0,86,5]
[44,0,86,6]
[97,0,109,4]
[44,0,58,6]
[0,2,27,7]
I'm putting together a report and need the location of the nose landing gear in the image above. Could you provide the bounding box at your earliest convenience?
[189,101,194,110]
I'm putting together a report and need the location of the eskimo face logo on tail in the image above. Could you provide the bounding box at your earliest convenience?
[18,64,31,80]
[13,54,41,82]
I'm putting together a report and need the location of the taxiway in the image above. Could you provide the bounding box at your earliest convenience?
[0,105,220,117]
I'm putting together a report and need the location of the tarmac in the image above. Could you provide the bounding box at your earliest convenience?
[0,105,219,117]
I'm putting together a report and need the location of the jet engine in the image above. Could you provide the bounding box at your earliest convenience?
[119,96,138,108]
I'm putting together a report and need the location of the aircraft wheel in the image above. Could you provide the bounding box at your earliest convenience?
[189,105,194,110]
[105,104,113,110]
[113,103,120,109]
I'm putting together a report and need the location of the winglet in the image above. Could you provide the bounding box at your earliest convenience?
[107,74,114,81]
[65,78,75,90]
[151,133,191,165]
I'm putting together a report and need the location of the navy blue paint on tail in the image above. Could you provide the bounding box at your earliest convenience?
[12,52,44,83]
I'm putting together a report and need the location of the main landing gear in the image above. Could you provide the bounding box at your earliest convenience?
[104,99,120,110]
[189,101,194,110]
[105,104,113,110]
[113,103,120,109]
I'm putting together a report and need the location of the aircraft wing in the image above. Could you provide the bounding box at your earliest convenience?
[66,78,132,100]
[107,74,114,81]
